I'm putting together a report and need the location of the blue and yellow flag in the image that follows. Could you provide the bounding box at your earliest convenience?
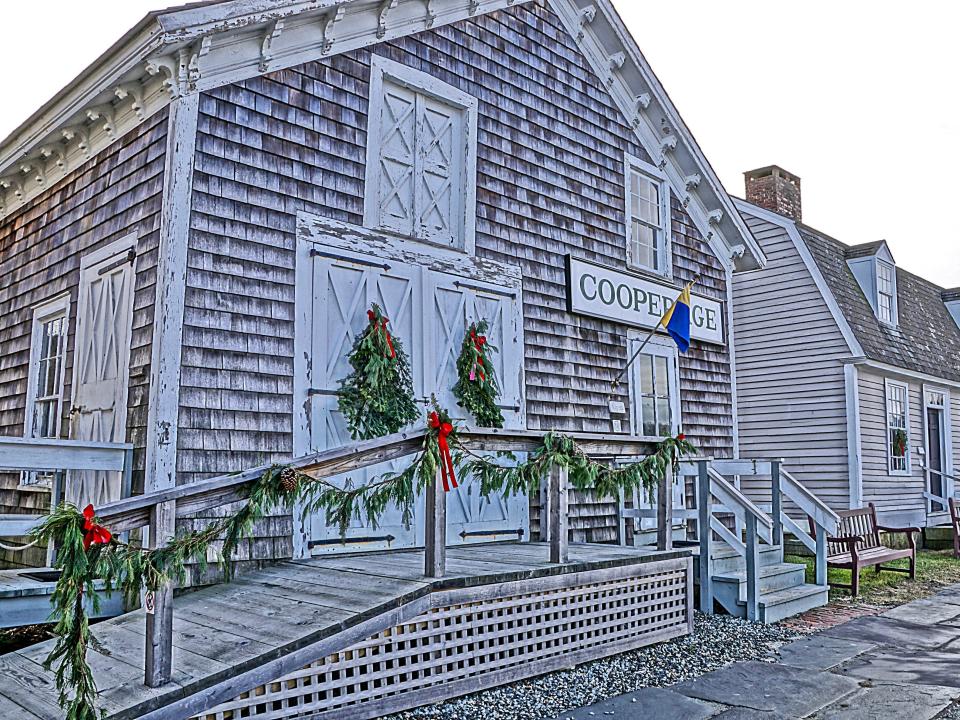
[659,281,694,353]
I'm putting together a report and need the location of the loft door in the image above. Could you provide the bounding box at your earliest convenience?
[68,237,136,508]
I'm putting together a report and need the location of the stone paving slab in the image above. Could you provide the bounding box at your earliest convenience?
[838,648,960,689]
[777,635,877,671]
[542,687,721,720]
[807,681,957,720]
[673,661,860,717]
[882,598,960,625]
[821,615,959,649]
[711,709,796,719]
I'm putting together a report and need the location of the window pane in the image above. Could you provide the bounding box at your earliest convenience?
[656,398,672,436]
[639,355,653,394]
[641,397,655,436]
[654,356,669,396]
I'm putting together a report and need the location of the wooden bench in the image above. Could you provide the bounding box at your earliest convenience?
[948,498,960,559]
[813,502,918,597]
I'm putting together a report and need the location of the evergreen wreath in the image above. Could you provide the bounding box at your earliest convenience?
[337,303,419,440]
[452,320,504,428]
[32,422,692,720]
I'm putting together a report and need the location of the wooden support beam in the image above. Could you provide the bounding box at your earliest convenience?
[696,460,713,614]
[771,460,783,547]
[744,513,759,622]
[656,460,673,551]
[549,465,568,563]
[424,469,446,578]
[145,499,176,687]
[539,472,552,543]
[815,525,828,587]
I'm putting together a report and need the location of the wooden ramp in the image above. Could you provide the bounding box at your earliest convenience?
[0,542,692,720]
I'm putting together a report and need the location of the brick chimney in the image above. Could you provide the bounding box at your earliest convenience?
[744,165,802,222]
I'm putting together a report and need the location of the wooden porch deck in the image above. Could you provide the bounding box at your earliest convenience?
[0,542,691,720]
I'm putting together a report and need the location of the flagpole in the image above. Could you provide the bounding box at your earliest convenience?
[609,273,700,390]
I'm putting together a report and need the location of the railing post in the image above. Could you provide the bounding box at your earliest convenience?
[771,460,783,547]
[424,468,446,578]
[539,472,552,543]
[145,499,176,687]
[815,524,828,587]
[745,513,760,622]
[656,460,673,551]
[548,465,568,563]
[696,460,713,614]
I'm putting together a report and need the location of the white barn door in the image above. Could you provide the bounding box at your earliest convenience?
[296,236,527,553]
[306,251,424,552]
[426,274,527,543]
[68,236,136,508]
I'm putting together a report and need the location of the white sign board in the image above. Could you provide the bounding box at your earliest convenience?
[565,255,725,345]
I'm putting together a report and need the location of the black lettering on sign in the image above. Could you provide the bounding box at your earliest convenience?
[617,283,633,309]
[692,304,705,328]
[633,287,647,311]
[580,273,597,301]
[705,307,717,331]
[648,293,661,316]
[598,278,614,305]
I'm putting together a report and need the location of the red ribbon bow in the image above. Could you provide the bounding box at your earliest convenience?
[82,504,112,551]
[367,309,395,359]
[676,433,686,441]
[469,329,486,382]
[428,411,458,492]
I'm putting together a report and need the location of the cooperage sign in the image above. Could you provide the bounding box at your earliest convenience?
[565,256,725,345]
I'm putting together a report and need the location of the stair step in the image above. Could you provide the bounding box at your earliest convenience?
[707,544,784,574]
[737,583,828,623]
[713,563,807,598]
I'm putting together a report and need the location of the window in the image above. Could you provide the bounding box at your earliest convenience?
[877,261,895,324]
[886,380,909,474]
[23,296,70,488]
[629,336,680,437]
[364,56,478,252]
[625,153,670,275]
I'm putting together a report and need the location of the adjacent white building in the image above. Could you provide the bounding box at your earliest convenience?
[733,166,960,528]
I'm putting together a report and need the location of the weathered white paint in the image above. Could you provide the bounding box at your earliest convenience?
[144,92,200,493]
[921,384,954,504]
[623,151,671,278]
[566,256,724,344]
[22,294,71,440]
[70,234,138,508]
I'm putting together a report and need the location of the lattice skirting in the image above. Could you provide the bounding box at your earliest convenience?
[193,558,692,720]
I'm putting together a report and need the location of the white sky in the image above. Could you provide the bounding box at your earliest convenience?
[1,1,957,287]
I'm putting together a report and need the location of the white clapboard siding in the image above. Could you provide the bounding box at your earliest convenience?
[732,212,853,511]
[857,368,926,526]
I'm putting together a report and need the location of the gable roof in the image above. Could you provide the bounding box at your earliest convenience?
[798,224,960,383]
[0,0,764,272]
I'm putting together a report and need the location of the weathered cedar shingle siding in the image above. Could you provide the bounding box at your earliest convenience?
[733,212,852,511]
[182,4,733,543]
[0,111,167,564]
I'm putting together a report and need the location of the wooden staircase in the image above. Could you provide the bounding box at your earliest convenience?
[704,543,827,623]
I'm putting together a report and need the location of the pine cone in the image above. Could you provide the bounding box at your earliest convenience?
[279,467,300,494]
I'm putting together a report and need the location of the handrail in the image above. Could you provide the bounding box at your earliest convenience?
[920,464,960,484]
[705,467,774,543]
[95,428,661,534]
[779,469,840,536]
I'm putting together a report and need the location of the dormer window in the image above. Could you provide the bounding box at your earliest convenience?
[845,240,898,327]
[877,261,895,324]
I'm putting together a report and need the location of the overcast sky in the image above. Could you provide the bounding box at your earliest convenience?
[1,1,956,286]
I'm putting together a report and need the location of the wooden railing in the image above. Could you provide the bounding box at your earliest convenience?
[0,437,134,541]
[674,459,838,621]
[81,427,660,688]
[920,464,959,511]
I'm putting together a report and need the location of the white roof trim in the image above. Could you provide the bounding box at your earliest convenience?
[735,198,865,357]
[548,0,765,272]
[848,357,960,391]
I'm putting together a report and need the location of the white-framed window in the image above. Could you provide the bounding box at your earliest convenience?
[625,152,670,276]
[885,379,910,474]
[877,260,896,324]
[22,295,70,488]
[629,334,681,438]
[363,55,478,253]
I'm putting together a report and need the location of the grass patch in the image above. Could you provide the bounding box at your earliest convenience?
[784,549,960,606]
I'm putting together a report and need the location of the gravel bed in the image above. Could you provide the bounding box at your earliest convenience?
[386,613,802,720]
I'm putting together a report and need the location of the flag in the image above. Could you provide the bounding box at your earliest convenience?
[659,281,694,353]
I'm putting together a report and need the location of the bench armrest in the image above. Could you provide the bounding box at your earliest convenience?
[878,525,921,535]
[828,534,864,547]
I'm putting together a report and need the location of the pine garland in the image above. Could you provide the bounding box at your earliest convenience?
[337,303,419,440]
[31,422,691,720]
[452,320,504,428]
